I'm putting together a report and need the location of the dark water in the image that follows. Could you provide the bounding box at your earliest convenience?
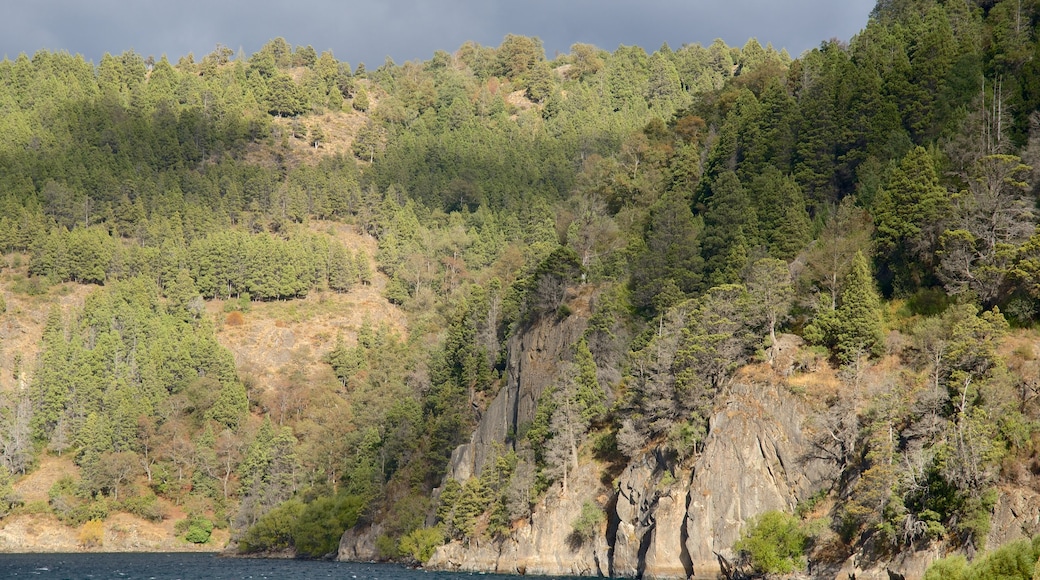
[0,553,578,580]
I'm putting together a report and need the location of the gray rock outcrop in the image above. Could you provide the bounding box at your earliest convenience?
[446,312,588,481]
[426,370,837,578]
[683,381,834,574]
[428,462,610,576]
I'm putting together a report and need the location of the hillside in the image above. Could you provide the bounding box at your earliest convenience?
[3,1,1040,579]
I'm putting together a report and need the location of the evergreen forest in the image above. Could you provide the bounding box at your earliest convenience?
[4,0,1040,576]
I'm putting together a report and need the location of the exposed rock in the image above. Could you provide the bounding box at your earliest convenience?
[684,381,835,576]
[611,451,692,579]
[337,522,383,561]
[427,462,609,576]
[989,485,1040,548]
[834,547,940,580]
[642,491,692,580]
[824,485,1040,580]
[446,312,588,482]
[426,339,838,578]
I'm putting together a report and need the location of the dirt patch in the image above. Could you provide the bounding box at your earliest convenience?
[210,224,406,416]
[13,455,79,504]
[0,512,224,553]
[0,267,94,393]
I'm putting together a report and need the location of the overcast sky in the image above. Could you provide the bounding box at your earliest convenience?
[1,1,877,68]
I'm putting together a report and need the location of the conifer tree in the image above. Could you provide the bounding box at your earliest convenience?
[873,146,950,292]
[630,192,702,314]
[701,171,755,286]
[747,258,794,363]
[806,251,885,363]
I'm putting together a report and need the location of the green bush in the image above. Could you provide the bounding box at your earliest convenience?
[120,493,166,523]
[925,536,1040,580]
[734,510,808,575]
[399,527,444,563]
[571,501,605,541]
[238,499,304,553]
[292,493,366,558]
[969,539,1036,580]
[183,516,214,544]
[375,533,400,559]
[69,499,110,526]
[239,493,368,557]
[923,554,968,580]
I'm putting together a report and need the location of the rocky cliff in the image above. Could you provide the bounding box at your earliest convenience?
[414,309,838,578]
[429,461,612,576]
[340,311,1038,580]
[607,380,836,579]
[446,311,589,482]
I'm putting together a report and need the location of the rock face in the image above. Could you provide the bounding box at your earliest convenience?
[608,381,835,579]
[683,382,835,575]
[989,485,1040,547]
[611,451,691,579]
[342,308,836,578]
[337,522,383,561]
[427,366,835,578]
[428,462,610,576]
[445,312,588,482]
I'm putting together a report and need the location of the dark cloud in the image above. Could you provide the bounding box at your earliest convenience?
[1,1,875,66]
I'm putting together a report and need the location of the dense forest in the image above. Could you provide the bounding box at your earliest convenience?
[4,0,1040,576]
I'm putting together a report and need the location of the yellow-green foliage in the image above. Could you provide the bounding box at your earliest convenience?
[78,519,104,548]
[571,500,605,540]
[292,493,366,558]
[925,537,1040,580]
[734,511,808,575]
[399,527,444,563]
[238,499,304,553]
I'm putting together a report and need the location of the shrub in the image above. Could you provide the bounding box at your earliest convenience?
[923,554,968,580]
[398,527,444,563]
[18,500,50,515]
[571,501,605,541]
[68,499,109,526]
[925,536,1040,580]
[969,538,1036,580]
[375,533,400,559]
[238,499,304,553]
[184,517,214,544]
[225,311,245,326]
[734,510,808,575]
[78,519,104,548]
[292,493,366,558]
[121,493,166,523]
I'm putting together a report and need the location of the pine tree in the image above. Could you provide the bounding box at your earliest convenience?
[807,251,885,363]
[748,168,811,261]
[701,171,755,286]
[747,258,794,363]
[573,339,605,421]
[630,192,703,314]
[352,85,369,112]
[873,146,950,292]
[327,241,356,292]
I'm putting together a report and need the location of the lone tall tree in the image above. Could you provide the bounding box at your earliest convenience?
[806,251,886,364]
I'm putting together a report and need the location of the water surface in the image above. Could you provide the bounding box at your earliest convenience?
[0,553,578,580]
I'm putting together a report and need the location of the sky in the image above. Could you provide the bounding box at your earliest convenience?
[1,1,878,68]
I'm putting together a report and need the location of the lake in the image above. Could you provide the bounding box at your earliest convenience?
[0,553,580,580]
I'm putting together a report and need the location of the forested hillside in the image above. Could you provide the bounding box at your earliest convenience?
[3,0,1040,576]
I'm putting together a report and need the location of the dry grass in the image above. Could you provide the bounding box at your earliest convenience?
[13,455,79,504]
[0,262,94,393]
[209,226,406,405]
